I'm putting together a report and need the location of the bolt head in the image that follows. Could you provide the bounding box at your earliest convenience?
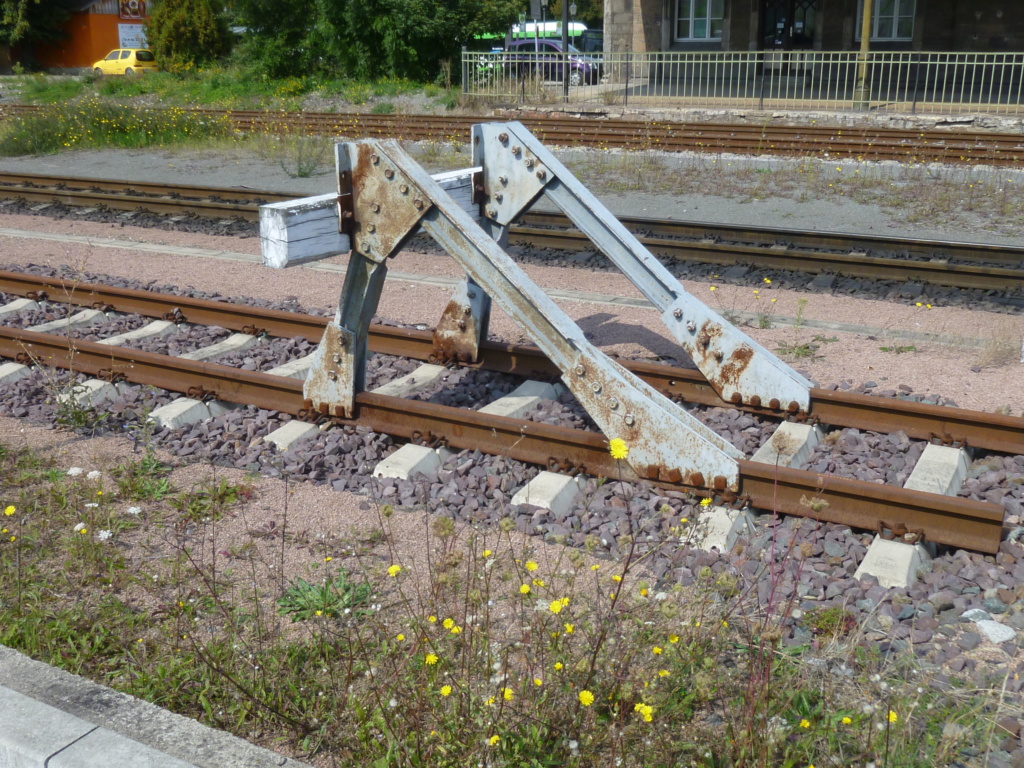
[371,202,381,212]
[574,364,586,376]
[384,169,395,179]
[487,208,497,219]
[328,370,338,381]
[590,382,601,394]
[366,223,376,233]
[624,414,635,426]
[399,184,409,194]
[414,198,424,209]
[511,145,521,154]
[499,175,508,184]
[498,132,509,143]
[536,169,546,180]
[370,153,380,164]
[673,308,683,319]
[609,399,619,410]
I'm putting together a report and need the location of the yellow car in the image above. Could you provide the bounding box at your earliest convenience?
[92,48,159,76]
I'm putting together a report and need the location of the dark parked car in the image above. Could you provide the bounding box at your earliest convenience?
[506,39,602,86]
[578,29,603,55]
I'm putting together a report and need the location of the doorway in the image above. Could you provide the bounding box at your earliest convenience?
[761,0,817,50]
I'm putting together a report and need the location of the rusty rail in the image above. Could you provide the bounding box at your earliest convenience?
[0,325,1004,552]
[1,270,1022,456]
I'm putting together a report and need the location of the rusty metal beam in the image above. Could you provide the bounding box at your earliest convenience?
[0,325,1004,552]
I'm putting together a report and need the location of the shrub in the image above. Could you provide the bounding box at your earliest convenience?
[146,0,233,73]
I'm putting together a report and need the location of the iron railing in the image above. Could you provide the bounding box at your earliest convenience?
[462,50,1024,115]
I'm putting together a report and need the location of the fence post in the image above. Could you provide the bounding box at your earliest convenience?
[911,52,921,114]
[759,51,766,111]
[625,52,630,108]
[461,46,469,95]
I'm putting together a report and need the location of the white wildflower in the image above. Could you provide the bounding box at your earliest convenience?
[67,467,83,476]
[73,522,86,532]
[97,530,112,541]
[84,503,99,508]
[127,506,142,515]
[86,470,101,480]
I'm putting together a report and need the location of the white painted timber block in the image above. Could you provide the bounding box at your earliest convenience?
[265,420,321,451]
[903,444,970,496]
[267,354,315,380]
[148,397,236,430]
[0,297,40,319]
[178,333,259,362]
[751,422,824,468]
[370,364,447,397]
[0,362,31,386]
[690,505,755,553]
[511,471,583,519]
[854,535,933,589]
[259,167,481,268]
[28,308,107,334]
[479,380,558,419]
[373,444,441,481]
[57,379,128,409]
[97,320,177,346]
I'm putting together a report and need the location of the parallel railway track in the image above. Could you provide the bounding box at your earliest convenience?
[3,103,1024,165]
[2,173,1023,296]
[0,270,1017,553]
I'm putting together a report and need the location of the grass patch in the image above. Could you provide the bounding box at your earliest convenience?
[0,98,233,156]
[0,437,1016,766]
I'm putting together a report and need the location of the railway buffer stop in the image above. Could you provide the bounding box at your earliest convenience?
[302,121,812,494]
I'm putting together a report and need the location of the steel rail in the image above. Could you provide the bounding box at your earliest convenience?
[0,186,259,219]
[3,103,1023,165]
[516,228,1024,292]
[0,325,1004,553]
[2,270,1022,455]
[515,211,1024,267]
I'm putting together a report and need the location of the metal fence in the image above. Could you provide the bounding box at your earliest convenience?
[462,51,1024,115]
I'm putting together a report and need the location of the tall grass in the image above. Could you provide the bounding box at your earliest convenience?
[0,99,234,156]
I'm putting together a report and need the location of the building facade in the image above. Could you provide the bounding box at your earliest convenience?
[607,0,1023,55]
[33,0,149,70]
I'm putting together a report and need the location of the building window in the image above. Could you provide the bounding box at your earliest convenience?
[675,0,724,41]
[856,0,915,41]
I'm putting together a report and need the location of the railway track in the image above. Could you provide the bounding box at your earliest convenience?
[3,173,1023,298]
[0,269,1018,554]
[3,103,1024,165]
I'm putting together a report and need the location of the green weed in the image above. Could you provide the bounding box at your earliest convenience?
[277,571,372,621]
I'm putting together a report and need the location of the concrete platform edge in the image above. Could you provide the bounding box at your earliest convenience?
[0,644,311,768]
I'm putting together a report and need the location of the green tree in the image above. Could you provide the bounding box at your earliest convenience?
[146,0,232,72]
[0,0,76,46]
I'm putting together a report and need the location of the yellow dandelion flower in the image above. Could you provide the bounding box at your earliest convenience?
[590,564,600,571]
[425,653,439,665]
[489,735,500,746]
[841,716,852,725]
[396,633,405,642]
[440,685,452,697]
[709,286,717,292]
[323,556,332,562]
[699,497,712,507]
[443,618,454,629]
[428,615,437,623]
[533,677,543,687]
[888,710,898,724]
[387,564,402,577]
[639,588,648,597]
[578,690,595,707]
[799,718,810,729]
[658,669,669,678]
[502,687,514,701]
[8,535,15,542]
[533,578,545,587]
[519,584,531,595]
[549,599,564,614]
[482,549,492,558]
[764,278,771,284]
[608,438,629,460]
[485,696,495,706]
[669,634,680,644]
[3,505,14,516]
[525,560,539,571]
[652,646,663,655]
[554,662,564,671]
[450,625,462,635]
[611,575,622,583]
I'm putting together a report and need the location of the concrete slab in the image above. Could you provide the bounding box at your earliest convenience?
[27,309,107,335]
[903,443,971,496]
[178,333,260,362]
[49,727,197,768]
[370,364,447,397]
[267,354,315,380]
[0,362,31,386]
[0,644,312,768]
[479,380,557,419]
[97,320,177,346]
[0,686,95,768]
[149,397,236,430]
[373,444,441,480]
[689,505,755,553]
[750,422,824,469]
[511,471,583,520]
[56,379,128,409]
[0,297,40,320]
[854,535,932,589]
[265,420,320,451]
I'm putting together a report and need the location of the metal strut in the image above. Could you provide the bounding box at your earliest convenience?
[305,138,744,490]
[470,121,812,413]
